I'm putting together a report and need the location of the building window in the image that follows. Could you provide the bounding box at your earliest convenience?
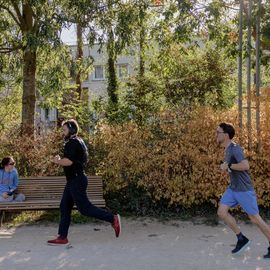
[118,64,129,78]
[45,108,49,120]
[93,66,104,80]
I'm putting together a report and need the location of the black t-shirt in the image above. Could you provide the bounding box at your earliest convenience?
[63,136,88,179]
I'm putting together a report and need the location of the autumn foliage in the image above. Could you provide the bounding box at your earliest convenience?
[1,103,270,210]
[94,105,270,208]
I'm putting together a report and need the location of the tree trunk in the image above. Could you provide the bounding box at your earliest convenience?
[20,3,36,136]
[139,4,146,78]
[76,23,83,100]
[107,26,118,106]
[21,49,36,136]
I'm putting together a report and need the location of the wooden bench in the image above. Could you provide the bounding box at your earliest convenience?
[0,175,105,225]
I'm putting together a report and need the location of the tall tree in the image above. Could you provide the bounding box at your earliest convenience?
[0,0,64,136]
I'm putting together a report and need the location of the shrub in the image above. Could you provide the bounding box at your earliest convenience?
[94,105,270,211]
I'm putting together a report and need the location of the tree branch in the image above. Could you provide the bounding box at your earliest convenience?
[0,4,21,27]
[0,45,23,53]
[10,0,25,29]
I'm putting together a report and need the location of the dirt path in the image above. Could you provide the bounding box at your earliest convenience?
[0,218,269,270]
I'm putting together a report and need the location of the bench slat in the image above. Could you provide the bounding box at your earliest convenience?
[0,176,106,211]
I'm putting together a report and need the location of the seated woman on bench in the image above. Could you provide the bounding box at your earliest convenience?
[0,156,25,202]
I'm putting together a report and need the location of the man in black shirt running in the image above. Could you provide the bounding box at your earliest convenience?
[48,119,121,245]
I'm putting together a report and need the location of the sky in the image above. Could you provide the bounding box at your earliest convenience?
[61,25,77,45]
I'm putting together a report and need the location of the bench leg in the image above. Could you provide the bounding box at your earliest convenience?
[0,211,5,227]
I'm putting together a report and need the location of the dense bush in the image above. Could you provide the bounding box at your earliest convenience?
[0,128,63,176]
[1,104,270,214]
[94,105,270,211]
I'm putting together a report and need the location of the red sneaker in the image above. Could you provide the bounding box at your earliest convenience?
[47,236,69,246]
[112,214,121,238]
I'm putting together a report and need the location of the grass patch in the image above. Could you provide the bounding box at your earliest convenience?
[2,210,103,228]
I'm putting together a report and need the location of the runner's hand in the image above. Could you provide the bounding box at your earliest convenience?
[220,162,229,171]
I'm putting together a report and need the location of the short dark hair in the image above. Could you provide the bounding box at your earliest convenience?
[62,119,79,135]
[1,156,13,169]
[219,122,235,139]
